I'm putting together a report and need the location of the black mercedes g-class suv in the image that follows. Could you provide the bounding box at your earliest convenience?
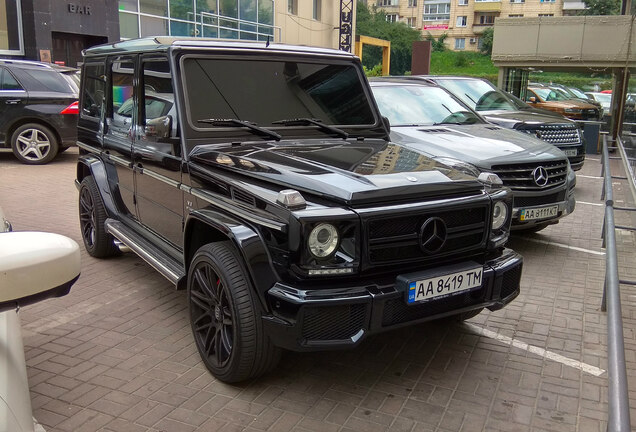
[76,37,522,383]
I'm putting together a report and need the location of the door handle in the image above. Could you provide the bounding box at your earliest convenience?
[5,99,20,105]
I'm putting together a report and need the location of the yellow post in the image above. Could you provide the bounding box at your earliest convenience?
[354,35,391,76]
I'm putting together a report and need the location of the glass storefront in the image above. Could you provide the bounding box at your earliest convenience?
[0,0,23,55]
[118,0,276,41]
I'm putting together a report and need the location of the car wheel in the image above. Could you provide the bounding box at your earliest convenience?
[11,123,59,164]
[78,176,120,258]
[188,242,281,383]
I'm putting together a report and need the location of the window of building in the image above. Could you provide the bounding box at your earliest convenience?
[479,15,495,24]
[409,0,418,6]
[475,0,501,2]
[508,13,524,17]
[378,0,399,5]
[313,0,321,20]
[455,38,466,49]
[538,13,555,16]
[140,0,168,17]
[510,0,525,3]
[386,14,399,22]
[458,0,469,5]
[477,38,483,49]
[456,16,467,27]
[423,2,451,20]
[288,0,297,14]
[407,17,417,27]
[539,0,555,2]
[0,0,23,55]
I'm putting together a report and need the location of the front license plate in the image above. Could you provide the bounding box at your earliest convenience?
[563,149,578,157]
[407,267,483,304]
[520,205,559,221]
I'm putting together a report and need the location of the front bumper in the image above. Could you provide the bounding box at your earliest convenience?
[510,186,576,230]
[262,248,522,351]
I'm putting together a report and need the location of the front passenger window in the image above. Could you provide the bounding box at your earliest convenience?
[140,59,179,156]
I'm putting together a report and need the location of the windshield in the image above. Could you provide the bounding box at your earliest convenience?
[434,78,523,111]
[182,57,376,130]
[593,93,612,104]
[568,87,587,99]
[371,84,482,126]
[531,87,568,102]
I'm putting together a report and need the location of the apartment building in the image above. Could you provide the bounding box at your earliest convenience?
[373,0,584,52]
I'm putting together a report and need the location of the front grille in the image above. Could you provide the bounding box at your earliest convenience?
[302,304,366,341]
[367,205,488,264]
[534,125,581,144]
[381,284,488,327]
[500,264,522,299]
[513,190,566,208]
[491,160,568,191]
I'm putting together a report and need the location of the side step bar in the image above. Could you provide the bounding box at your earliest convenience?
[105,218,186,288]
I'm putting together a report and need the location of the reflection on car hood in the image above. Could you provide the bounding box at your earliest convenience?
[389,124,567,169]
[479,110,575,129]
[189,139,484,205]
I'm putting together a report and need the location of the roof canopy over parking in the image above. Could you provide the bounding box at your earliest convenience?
[492,16,636,71]
[491,15,636,138]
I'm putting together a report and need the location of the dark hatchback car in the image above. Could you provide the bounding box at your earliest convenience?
[0,60,79,164]
[409,76,586,171]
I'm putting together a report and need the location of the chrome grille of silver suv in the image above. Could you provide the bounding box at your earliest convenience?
[535,124,581,145]
[491,159,568,191]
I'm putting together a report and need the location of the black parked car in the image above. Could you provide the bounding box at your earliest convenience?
[409,76,586,171]
[76,37,523,382]
[0,60,79,164]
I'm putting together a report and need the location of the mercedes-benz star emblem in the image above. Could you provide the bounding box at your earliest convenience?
[532,166,549,187]
[419,217,447,254]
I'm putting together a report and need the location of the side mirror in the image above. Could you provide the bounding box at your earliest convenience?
[145,115,173,139]
[381,116,391,134]
[528,97,537,103]
[0,232,80,313]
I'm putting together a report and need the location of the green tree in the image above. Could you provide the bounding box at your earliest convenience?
[479,27,494,56]
[356,1,422,75]
[581,0,620,15]
[425,32,448,52]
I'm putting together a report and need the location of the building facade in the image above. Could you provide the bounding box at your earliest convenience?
[1,1,348,67]
[370,0,585,52]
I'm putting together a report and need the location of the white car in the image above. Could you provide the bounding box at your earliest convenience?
[0,207,81,432]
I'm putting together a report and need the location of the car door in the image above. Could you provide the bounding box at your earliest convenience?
[103,56,137,219]
[132,56,184,249]
[0,67,28,146]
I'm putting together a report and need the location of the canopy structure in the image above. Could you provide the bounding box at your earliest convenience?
[492,15,636,138]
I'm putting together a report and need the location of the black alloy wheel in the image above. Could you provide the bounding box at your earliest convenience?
[78,176,119,257]
[188,242,281,383]
[189,260,234,369]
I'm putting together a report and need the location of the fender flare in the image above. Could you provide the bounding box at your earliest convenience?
[76,155,119,218]
[184,210,280,311]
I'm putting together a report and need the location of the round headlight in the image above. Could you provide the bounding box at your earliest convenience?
[308,223,339,258]
[492,201,508,231]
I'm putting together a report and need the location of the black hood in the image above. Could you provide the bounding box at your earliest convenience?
[189,139,484,206]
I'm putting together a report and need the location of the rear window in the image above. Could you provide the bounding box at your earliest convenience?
[15,68,76,93]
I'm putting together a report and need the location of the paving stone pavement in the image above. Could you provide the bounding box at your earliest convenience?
[1,148,635,432]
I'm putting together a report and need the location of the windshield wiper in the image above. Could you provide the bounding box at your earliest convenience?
[272,118,349,139]
[197,118,281,141]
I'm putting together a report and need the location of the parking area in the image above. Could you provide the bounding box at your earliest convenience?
[1,148,635,432]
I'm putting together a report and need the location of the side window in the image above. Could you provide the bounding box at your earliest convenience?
[109,59,135,133]
[140,59,179,156]
[81,63,105,118]
[1,68,23,90]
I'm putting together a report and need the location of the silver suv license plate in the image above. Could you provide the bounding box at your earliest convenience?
[520,205,558,221]
[407,267,483,304]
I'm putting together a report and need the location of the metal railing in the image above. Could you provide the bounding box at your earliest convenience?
[600,134,634,431]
